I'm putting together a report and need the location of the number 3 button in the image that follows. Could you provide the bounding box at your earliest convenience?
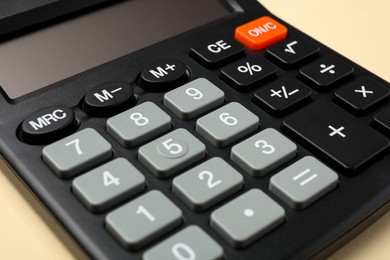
[231,128,297,177]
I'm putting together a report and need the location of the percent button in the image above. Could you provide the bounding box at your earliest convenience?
[221,56,277,91]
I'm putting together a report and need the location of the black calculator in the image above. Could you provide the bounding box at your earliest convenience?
[0,0,389,259]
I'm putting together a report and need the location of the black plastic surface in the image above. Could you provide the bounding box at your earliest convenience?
[0,0,389,259]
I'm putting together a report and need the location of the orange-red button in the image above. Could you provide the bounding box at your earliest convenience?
[235,16,287,51]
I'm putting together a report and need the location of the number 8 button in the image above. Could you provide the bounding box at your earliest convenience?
[231,128,297,177]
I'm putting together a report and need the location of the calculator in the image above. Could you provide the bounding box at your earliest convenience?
[0,0,389,259]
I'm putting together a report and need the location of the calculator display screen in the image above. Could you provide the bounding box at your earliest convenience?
[0,0,230,98]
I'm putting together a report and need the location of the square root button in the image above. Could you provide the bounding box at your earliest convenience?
[269,156,338,209]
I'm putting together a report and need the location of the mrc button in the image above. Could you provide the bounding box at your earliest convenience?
[235,16,287,50]
[20,106,77,144]
[84,81,136,117]
[139,59,189,92]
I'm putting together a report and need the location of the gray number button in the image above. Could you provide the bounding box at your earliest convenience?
[173,157,243,211]
[72,158,145,212]
[105,190,182,250]
[164,78,225,120]
[143,226,223,260]
[211,189,285,248]
[231,128,297,177]
[107,101,171,147]
[42,128,112,178]
[138,128,206,178]
[196,102,259,147]
[269,156,338,209]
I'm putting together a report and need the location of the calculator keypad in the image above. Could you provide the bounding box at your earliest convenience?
[42,128,112,178]
[107,102,172,148]
[196,102,259,147]
[72,158,145,212]
[105,190,182,250]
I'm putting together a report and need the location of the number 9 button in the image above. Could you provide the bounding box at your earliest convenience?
[164,78,225,120]
[231,128,296,177]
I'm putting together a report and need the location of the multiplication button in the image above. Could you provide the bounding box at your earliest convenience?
[270,156,338,209]
[210,189,285,248]
[164,78,225,120]
[105,190,182,250]
[138,128,206,178]
[231,128,296,177]
[196,102,259,147]
[107,102,171,148]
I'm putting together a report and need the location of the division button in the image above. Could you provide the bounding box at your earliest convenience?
[335,76,390,114]
[83,81,136,117]
[210,189,285,248]
[143,226,223,260]
[139,59,189,92]
[235,16,287,50]
[299,55,354,90]
[220,56,277,90]
[191,37,245,68]
[20,106,77,144]
[269,156,338,209]
[105,190,182,250]
[283,101,389,173]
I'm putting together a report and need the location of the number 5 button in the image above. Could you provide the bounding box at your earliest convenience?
[231,128,296,177]
[42,128,112,178]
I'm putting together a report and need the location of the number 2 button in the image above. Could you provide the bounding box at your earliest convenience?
[42,128,112,178]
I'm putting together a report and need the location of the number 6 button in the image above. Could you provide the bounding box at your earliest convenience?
[42,128,112,178]
[231,128,297,177]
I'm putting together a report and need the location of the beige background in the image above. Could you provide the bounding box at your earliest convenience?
[0,0,389,259]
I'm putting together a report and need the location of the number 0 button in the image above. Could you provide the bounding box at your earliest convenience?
[42,128,112,178]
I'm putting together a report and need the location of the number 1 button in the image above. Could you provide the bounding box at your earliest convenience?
[42,128,112,178]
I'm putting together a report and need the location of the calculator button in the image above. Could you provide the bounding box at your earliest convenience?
[220,56,277,90]
[283,101,390,173]
[164,78,225,120]
[42,128,112,178]
[196,102,259,147]
[335,76,390,114]
[231,128,296,177]
[373,106,390,136]
[266,35,320,69]
[138,128,206,178]
[210,189,285,248]
[107,102,171,148]
[270,156,338,209]
[235,16,287,51]
[253,78,312,115]
[72,158,145,213]
[172,157,243,211]
[191,37,245,68]
[299,55,354,90]
[105,190,182,250]
[20,106,77,144]
[83,81,136,117]
[139,59,189,91]
[143,226,223,260]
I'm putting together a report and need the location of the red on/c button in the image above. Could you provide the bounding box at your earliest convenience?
[235,16,287,50]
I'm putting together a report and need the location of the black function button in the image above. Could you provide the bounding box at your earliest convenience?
[253,78,311,115]
[20,106,77,144]
[220,56,277,91]
[373,106,390,136]
[191,38,245,68]
[266,35,319,69]
[299,55,354,91]
[139,59,189,92]
[84,81,135,117]
[283,101,389,174]
[335,76,390,115]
